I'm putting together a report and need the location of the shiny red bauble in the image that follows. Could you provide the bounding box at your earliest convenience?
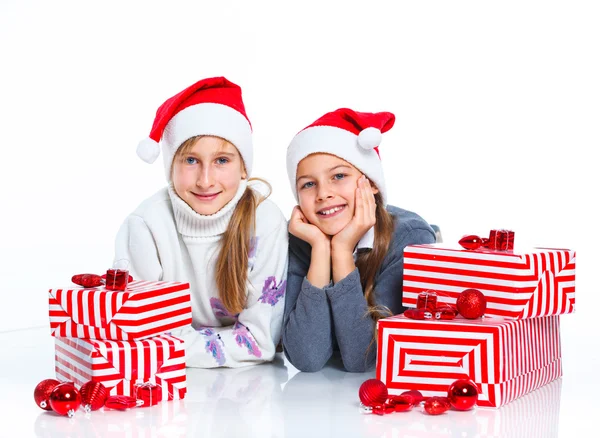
[448,379,479,410]
[456,288,487,319]
[80,381,108,412]
[34,379,61,411]
[423,396,451,415]
[49,383,81,417]
[358,379,388,407]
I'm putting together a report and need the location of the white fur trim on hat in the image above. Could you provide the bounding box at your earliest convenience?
[286,125,387,205]
[137,138,161,163]
[161,103,253,181]
[358,127,382,150]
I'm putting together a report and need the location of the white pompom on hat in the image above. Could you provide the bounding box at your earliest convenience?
[286,108,395,205]
[137,76,253,180]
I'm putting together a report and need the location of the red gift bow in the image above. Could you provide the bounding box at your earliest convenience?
[459,229,514,251]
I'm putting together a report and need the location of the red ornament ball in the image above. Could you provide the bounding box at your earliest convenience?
[358,379,388,407]
[80,381,108,412]
[456,288,487,319]
[448,379,479,410]
[49,383,81,417]
[423,396,451,415]
[34,379,61,411]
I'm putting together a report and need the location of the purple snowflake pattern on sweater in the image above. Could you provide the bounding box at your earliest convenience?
[258,276,286,306]
[210,297,239,320]
[197,327,226,366]
[232,322,262,358]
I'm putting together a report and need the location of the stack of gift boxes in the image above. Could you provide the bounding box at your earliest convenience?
[376,230,576,408]
[48,278,193,405]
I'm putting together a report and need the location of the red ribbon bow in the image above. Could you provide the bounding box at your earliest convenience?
[459,229,514,251]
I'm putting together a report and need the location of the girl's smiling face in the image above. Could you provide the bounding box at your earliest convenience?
[172,136,246,215]
[296,153,377,236]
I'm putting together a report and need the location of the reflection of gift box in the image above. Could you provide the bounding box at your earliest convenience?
[54,334,187,401]
[376,314,561,407]
[402,244,576,319]
[49,280,192,340]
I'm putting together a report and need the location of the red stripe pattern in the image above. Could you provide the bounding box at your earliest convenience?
[54,334,187,401]
[49,280,192,340]
[376,314,561,407]
[402,244,576,319]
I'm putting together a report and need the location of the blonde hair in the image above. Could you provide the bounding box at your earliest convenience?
[354,191,395,355]
[173,136,271,314]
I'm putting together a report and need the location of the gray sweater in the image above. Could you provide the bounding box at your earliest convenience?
[282,205,436,373]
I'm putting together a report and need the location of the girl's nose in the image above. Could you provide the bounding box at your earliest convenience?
[196,167,215,188]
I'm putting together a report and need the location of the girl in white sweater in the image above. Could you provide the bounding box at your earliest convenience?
[114,77,288,368]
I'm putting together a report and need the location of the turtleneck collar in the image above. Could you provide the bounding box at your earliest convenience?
[168,180,248,239]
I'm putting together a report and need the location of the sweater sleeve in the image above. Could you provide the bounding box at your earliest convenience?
[113,215,163,281]
[282,236,335,372]
[327,227,437,372]
[172,211,289,368]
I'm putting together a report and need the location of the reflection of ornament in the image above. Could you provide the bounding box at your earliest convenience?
[358,379,388,407]
[34,379,61,411]
[457,288,487,319]
[448,379,479,410]
[49,383,81,417]
[423,396,450,415]
[80,381,108,412]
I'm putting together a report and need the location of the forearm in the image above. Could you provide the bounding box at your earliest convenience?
[306,242,331,288]
[283,277,334,372]
[327,269,376,372]
[331,247,356,284]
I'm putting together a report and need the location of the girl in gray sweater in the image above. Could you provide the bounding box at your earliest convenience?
[282,108,435,373]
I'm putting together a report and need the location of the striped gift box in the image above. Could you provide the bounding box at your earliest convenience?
[376,314,561,408]
[402,244,576,319]
[54,334,187,401]
[49,280,192,340]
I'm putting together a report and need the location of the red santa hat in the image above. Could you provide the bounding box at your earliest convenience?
[286,108,395,205]
[137,76,253,180]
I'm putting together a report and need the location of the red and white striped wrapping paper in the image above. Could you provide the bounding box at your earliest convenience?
[54,334,186,401]
[49,280,192,340]
[376,314,562,408]
[402,244,576,319]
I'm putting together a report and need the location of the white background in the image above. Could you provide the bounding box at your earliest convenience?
[0,0,599,434]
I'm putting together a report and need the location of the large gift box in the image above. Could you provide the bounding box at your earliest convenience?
[54,334,187,401]
[402,244,576,319]
[376,314,562,407]
[49,280,192,340]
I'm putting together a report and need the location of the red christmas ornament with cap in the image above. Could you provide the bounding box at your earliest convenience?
[136,76,254,181]
[286,107,395,206]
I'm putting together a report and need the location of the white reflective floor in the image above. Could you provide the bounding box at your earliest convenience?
[0,325,595,438]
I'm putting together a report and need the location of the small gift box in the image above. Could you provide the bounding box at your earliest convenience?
[49,280,192,340]
[402,243,576,319]
[54,334,187,402]
[376,314,562,408]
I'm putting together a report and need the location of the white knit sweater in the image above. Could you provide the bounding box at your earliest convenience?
[114,180,289,368]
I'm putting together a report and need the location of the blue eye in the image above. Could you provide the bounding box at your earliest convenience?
[301,181,315,190]
[333,173,345,180]
[185,157,198,165]
[216,157,229,165]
